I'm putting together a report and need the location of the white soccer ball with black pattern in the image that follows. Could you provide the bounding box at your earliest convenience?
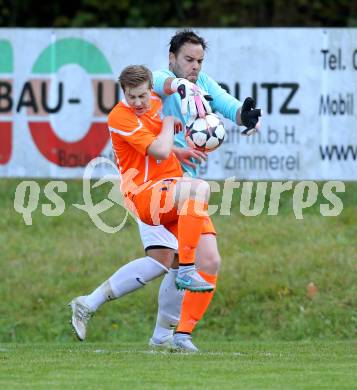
[185,113,225,152]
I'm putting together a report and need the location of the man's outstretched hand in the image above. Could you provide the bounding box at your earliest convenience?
[172,147,207,168]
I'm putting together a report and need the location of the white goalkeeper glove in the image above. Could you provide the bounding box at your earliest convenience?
[171,78,212,119]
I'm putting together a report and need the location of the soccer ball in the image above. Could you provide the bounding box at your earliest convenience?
[185,113,225,152]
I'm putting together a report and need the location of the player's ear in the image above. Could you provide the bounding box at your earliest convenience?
[169,52,176,67]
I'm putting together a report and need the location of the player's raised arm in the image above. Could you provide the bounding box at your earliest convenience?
[200,74,262,136]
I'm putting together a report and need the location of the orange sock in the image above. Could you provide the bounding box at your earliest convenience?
[178,199,208,265]
[176,271,217,334]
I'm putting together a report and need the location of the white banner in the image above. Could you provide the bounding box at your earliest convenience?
[0,28,356,180]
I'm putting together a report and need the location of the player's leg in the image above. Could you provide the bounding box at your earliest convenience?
[137,177,214,292]
[150,234,221,352]
[174,233,220,352]
[136,220,183,349]
[69,181,183,341]
[149,252,183,348]
[196,233,221,275]
[146,178,215,348]
[147,249,182,349]
[69,248,171,341]
[172,178,215,291]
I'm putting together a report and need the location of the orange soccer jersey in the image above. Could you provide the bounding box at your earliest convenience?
[108,93,183,223]
[108,92,183,195]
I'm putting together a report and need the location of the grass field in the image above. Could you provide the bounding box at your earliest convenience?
[1,179,356,342]
[1,341,356,389]
[1,178,357,388]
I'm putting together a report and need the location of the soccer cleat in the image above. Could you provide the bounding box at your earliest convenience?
[149,336,174,351]
[69,296,93,341]
[173,333,199,353]
[175,268,214,292]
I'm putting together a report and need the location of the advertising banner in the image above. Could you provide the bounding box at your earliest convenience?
[0,28,356,180]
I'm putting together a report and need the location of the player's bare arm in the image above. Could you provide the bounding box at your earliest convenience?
[147,116,176,160]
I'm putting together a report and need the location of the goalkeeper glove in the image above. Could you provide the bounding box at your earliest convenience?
[171,78,212,119]
[240,97,262,135]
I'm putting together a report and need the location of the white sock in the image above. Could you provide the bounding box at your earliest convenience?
[151,268,184,341]
[84,256,167,311]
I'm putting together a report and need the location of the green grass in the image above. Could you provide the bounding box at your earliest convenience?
[0,179,357,342]
[0,341,356,389]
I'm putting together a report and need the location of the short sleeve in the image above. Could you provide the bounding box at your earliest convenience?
[108,109,156,156]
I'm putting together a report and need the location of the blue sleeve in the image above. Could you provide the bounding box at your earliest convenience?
[153,69,175,98]
[200,73,242,123]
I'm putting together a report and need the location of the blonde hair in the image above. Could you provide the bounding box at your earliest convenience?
[119,65,153,92]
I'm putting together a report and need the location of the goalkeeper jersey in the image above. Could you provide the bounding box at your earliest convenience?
[153,69,242,176]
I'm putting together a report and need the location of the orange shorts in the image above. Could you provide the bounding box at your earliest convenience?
[126,178,216,239]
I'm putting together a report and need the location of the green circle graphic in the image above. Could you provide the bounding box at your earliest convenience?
[32,38,112,74]
[0,40,13,73]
